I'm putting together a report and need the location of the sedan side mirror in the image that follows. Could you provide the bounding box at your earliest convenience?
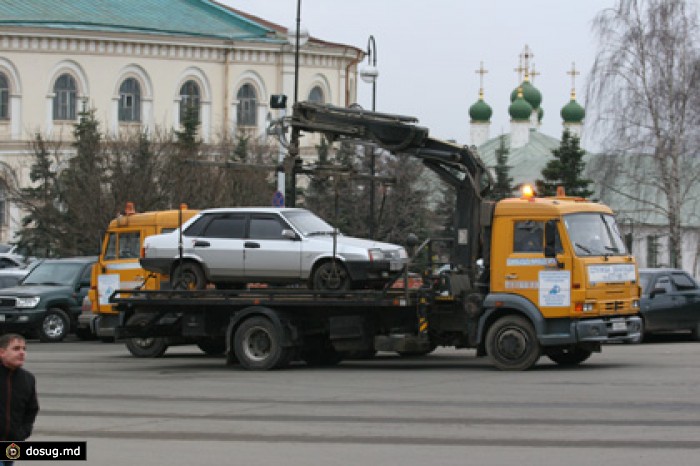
[282,229,298,240]
[649,288,666,299]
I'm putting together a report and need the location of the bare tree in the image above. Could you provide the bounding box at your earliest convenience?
[586,0,700,267]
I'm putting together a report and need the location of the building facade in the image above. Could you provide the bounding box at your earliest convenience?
[0,0,363,242]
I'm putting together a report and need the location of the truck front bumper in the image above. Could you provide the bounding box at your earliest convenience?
[538,315,642,346]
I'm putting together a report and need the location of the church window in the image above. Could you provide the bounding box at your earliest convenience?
[236,84,257,126]
[119,78,141,122]
[53,74,77,120]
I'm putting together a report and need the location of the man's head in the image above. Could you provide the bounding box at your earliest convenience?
[0,333,27,370]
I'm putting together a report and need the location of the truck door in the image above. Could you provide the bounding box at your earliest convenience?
[96,230,143,313]
[503,219,571,316]
[244,214,302,278]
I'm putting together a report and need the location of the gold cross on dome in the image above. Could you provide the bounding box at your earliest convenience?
[567,62,580,90]
[475,61,488,91]
[530,63,541,83]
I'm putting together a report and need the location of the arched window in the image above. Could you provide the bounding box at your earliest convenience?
[308,86,324,104]
[0,74,9,120]
[179,80,200,123]
[53,74,77,120]
[236,84,257,126]
[118,78,141,122]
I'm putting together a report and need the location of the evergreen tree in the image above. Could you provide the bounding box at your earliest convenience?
[59,107,109,255]
[536,129,593,198]
[12,135,65,257]
[304,136,334,215]
[491,135,514,200]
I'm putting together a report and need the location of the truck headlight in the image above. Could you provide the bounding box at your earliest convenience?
[16,297,40,308]
[632,299,640,309]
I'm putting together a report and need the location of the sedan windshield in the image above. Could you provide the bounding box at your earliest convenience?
[23,262,83,286]
[563,213,628,257]
[284,210,335,236]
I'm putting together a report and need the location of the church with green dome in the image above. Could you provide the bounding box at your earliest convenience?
[469,46,586,190]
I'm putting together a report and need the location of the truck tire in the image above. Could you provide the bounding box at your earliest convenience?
[125,314,168,358]
[196,337,226,355]
[545,346,593,366]
[172,261,206,290]
[485,315,541,371]
[234,316,293,370]
[311,261,350,291]
[38,308,70,342]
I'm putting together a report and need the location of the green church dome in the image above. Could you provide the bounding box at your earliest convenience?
[510,79,542,109]
[561,91,585,123]
[469,93,492,122]
[509,88,533,121]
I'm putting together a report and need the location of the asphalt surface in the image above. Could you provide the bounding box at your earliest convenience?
[15,333,700,465]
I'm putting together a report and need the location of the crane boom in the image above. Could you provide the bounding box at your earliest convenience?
[287,102,494,286]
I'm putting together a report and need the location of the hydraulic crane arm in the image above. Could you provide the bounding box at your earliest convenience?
[287,102,494,284]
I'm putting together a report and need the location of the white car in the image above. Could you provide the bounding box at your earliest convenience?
[140,208,408,291]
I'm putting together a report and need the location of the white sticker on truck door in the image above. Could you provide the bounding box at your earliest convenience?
[539,270,571,307]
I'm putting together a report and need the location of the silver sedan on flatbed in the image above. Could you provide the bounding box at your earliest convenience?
[140,207,408,291]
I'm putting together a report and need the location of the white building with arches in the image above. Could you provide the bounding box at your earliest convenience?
[0,0,363,242]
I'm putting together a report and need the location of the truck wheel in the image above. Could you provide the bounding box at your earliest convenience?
[234,316,293,370]
[125,314,168,358]
[311,261,350,291]
[38,308,70,342]
[485,315,540,371]
[172,262,206,290]
[545,346,593,366]
[196,337,226,355]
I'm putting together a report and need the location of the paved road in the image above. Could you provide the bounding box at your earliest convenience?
[16,335,700,465]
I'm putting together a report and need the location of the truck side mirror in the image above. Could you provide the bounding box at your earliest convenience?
[544,220,557,258]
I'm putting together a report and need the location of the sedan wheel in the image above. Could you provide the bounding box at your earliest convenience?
[312,261,350,291]
[172,262,206,290]
[39,308,70,342]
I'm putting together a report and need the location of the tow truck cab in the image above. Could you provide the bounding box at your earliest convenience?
[81,203,198,339]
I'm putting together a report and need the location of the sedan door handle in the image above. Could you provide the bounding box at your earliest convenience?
[245,242,260,249]
[193,240,210,248]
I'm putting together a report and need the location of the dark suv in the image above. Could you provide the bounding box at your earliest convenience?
[0,257,96,342]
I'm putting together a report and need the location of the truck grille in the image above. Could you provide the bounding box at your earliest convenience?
[601,300,626,313]
[0,297,17,307]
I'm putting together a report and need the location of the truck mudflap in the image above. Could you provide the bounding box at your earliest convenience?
[574,316,642,343]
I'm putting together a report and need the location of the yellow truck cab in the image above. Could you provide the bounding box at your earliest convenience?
[479,191,640,369]
[79,203,198,339]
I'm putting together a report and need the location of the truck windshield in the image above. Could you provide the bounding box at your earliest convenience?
[284,210,335,236]
[562,213,628,257]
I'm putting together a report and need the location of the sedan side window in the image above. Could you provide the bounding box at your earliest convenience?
[202,215,246,239]
[249,216,286,239]
[671,272,698,291]
[653,276,674,294]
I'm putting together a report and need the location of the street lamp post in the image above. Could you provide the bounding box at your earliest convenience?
[285,0,308,207]
[360,35,378,238]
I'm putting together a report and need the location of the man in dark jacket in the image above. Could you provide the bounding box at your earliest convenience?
[1,333,39,465]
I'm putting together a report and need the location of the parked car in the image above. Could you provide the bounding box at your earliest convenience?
[140,207,408,291]
[0,268,29,289]
[0,243,30,268]
[0,257,96,342]
[635,268,700,342]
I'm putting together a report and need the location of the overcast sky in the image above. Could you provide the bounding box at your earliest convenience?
[222,0,617,147]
